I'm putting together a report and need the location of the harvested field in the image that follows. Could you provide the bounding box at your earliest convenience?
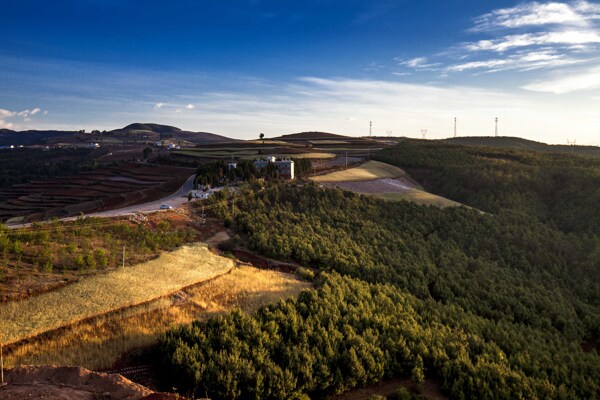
[0,242,234,345]
[311,160,408,182]
[4,265,312,370]
[314,161,462,208]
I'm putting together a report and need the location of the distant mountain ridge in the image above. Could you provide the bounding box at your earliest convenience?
[0,123,235,146]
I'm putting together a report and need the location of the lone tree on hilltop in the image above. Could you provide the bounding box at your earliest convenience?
[259,133,264,144]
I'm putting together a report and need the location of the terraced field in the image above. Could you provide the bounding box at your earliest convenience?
[0,163,194,223]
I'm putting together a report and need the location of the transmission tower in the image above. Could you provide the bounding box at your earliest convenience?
[386,130,392,137]
[421,129,427,139]
[495,117,499,137]
[567,139,577,146]
[454,117,457,138]
[369,121,372,137]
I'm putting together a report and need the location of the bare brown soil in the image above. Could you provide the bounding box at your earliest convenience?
[1,365,155,400]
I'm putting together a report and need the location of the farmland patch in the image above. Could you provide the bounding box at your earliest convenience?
[0,242,234,345]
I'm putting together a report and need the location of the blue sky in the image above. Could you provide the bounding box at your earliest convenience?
[1,0,600,144]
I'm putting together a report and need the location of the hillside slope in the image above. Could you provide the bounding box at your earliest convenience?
[445,136,600,157]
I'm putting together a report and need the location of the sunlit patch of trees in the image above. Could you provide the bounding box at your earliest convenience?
[0,218,195,274]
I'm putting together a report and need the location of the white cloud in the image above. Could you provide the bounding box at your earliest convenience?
[447,50,582,72]
[522,65,600,92]
[0,120,16,129]
[154,102,165,109]
[185,103,195,109]
[440,1,600,75]
[0,109,15,118]
[465,30,600,52]
[473,1,600,31]
[0,106,45,130]
[396,57,440,70]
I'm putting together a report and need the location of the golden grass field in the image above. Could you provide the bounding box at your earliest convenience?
[310,160,407,182]
[375,190,463,208]
[5,266,312,370]
[0,243,234,345]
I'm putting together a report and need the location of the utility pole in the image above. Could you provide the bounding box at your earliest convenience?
[454,117,457,138]
[495,117,499,137]
[369,121,372,137]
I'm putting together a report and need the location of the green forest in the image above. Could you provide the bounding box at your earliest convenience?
[160,141,600,399]
[374,139,600,234]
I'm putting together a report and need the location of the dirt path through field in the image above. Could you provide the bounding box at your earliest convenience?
[0,242,234,345]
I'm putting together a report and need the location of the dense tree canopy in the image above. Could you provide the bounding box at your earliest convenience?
[0,147,100,189]
[374,140,600,234]
[162,142,600,399]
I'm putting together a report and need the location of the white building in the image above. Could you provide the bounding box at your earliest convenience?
[253,157,295,180]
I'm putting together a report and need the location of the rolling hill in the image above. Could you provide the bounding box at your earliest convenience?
[0,123,235,147]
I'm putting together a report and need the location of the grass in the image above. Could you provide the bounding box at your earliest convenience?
[311,160,406,182]
[374,189,462,208]
[0,242,234,345]
[5,266,312,370]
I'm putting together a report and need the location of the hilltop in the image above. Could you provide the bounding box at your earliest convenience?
[111,123,234,144]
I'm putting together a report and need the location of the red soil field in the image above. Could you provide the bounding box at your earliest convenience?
[0,163,195,222]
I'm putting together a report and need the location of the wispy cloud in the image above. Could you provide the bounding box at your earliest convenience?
[396,57,440,70]
[154,102,165,109]
[448,50,584,72]
[398,1,600,84]
[184,103,195,109]
[472,1,600,31]
[465,30,600,52]
[522,65,600,92]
